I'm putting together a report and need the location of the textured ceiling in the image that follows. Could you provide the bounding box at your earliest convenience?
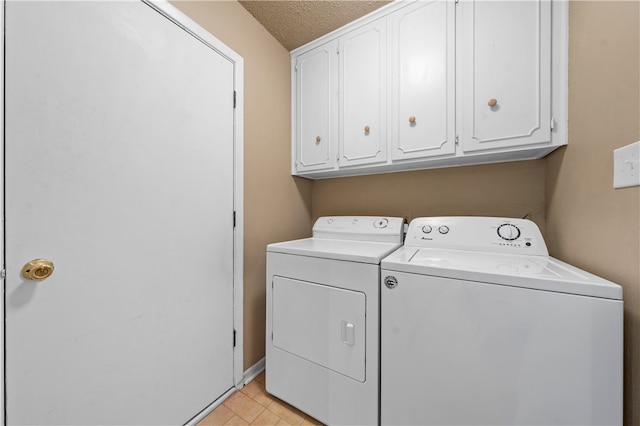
[238,0,392,51]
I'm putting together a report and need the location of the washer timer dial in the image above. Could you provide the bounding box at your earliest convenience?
[497,223,521,241]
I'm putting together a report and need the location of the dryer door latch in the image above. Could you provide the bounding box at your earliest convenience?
[341,321,356,346]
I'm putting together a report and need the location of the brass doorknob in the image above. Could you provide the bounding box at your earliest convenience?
[488,98,498,107]
[409,116,416,123]
[364,125,370,133]
[316,136,321,143]
[22,259,55,281]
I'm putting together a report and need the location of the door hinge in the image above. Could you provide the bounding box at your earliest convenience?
[455,135,459,145]
[233,329,237,347]
[0,269,5,279]
[233,91,237,109]
[550,117,556,131]
[233,211,237,228]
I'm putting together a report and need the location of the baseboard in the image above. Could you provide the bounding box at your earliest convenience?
[186,358,266,425]
[186,386,236,426]
[243,357,266,385]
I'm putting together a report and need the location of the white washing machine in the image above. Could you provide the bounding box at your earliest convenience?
[266,216,404,425]
[381,216,623,426]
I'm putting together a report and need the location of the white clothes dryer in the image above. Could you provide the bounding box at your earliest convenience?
[381,216,623,426]
[266,216,404,425]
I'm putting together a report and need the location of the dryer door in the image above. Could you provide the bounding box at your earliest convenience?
[272,277,366,382]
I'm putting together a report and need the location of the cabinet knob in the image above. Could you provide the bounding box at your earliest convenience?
[488,98,498,107]
[316,136,321,143]
[364,125,370,133]
[409,116,416,124]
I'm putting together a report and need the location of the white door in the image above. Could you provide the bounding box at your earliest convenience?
[272,277,366,382]
[390,0,455,161]
[294,40,338,173]
[4,1,237,424]
[339,20,387,167]
[458,0,552,152]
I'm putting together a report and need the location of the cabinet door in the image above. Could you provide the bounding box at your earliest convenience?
[339,20,387,167]
[295,41,338,173]
[458,0,551,152]
[390,0,455,161]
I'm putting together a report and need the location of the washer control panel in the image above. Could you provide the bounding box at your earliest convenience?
[405,216,548,255]
[313,216,404,243]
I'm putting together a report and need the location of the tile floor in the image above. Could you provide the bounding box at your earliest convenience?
[197,372,323,426]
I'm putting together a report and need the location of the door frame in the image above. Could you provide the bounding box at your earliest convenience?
[0,0,245,422]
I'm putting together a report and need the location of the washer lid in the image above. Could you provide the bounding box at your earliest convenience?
[382,247,623,300]
[268,237,402,264]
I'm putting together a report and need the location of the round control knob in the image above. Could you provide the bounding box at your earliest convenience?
[438,225,450,234]
[421,225,432,234]
[497,223,521,241]
[374,218,389,229]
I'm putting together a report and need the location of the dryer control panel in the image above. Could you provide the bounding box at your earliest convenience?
[313,216,404,243]
[405,216,548,255]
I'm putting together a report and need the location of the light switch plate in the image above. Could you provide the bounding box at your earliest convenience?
[613,141,640,189]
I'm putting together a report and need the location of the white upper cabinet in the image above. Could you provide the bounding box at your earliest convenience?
[458,0,552,153]
[294,40,338,173]
[291,0,567,179]
[390,0,455,161]
[339,20,388,167]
